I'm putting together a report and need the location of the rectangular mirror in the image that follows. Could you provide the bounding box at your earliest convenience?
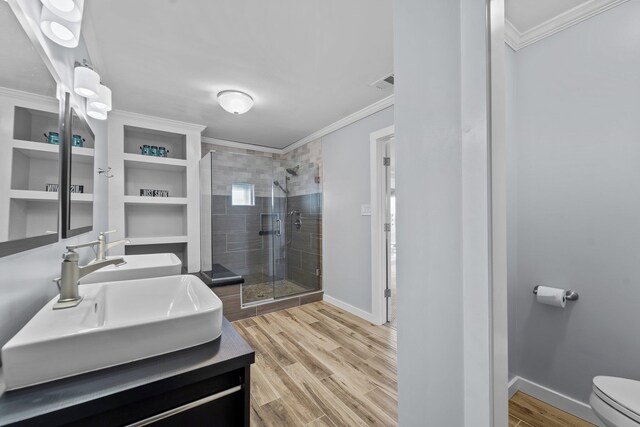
[0,2,60,257]
[61,95,95,238]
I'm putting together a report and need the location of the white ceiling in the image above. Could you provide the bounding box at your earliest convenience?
[0,2,56,97]
[82,0,393,149]
[505,0,589,33]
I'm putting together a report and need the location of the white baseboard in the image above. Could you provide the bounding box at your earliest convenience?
[509,376,603,426]
[322,294,377,324]
[508,376,519,399]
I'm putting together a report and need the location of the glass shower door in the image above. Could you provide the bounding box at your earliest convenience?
[204,150,276,305]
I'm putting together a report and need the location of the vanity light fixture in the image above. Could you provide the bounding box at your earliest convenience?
[39,0,84,48]
[73,65,100,98]
[89,84,112,111]
[86,100,107,120]
[217,90,254,115]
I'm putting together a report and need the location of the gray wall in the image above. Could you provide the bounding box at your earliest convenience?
[508,1,640,403]
[321,106,393,313]
[395,0,464,421]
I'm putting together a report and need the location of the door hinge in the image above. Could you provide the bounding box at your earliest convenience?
[384,223,391,232]
[384,288,391,298]
[383,157,391,166]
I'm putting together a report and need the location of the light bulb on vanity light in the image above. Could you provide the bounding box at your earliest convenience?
[217,90,254,114]
[86,100,107,120]
[39,0,84,48]
[73,65,100,98]
[89,84,112,111]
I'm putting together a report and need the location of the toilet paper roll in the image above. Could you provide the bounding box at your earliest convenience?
[536,286,566,308]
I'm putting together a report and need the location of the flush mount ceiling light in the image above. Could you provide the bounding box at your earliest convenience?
[217,90,254,115]
[89,84,112,111]
[74,65,100,98]
[39,0,84,48]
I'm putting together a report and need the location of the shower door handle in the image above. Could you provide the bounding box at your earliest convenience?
[275,219,282,236]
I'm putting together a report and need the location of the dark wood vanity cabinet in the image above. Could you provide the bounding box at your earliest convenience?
[69,366,250,426]
[0,320,254,427]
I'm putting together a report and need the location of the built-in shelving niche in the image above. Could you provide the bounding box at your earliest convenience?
[124,157,187,198]
[121,124,189,261]
[13,106,58,145]
[124,204,187,241]
[8,199,57,240]
[109,114,200,272]
[6,107,62,241]
[123,125,186,160]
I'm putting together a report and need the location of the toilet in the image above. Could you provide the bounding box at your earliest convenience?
[591,376,640,427]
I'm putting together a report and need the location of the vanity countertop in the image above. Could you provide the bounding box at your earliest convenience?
[0,318,254,426]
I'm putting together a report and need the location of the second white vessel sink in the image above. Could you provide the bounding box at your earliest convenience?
[1,275,222,390]
[80,253,182,284]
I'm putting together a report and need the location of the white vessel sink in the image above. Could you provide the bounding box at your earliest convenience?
[1,275,222,390]
[80,253,182,284]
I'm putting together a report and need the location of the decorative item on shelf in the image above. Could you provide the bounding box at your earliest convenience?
[39,0,84,48]
[139,145,169,157]
[45,183,59,192]
[70,185,84,194]
[44,131,60,145]
[98,167,114,179]
[71,134,85,147]
[140,189,169,197]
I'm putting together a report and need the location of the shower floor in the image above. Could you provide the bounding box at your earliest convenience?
[242,280,313,305]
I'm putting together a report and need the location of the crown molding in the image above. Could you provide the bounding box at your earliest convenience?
[110,110,206,133]
[505,0,629,51]
[504,19,520,51]
[201,137,282,154]
[0,86,59,109]
[202,94,394,155]
[282,94,394,154]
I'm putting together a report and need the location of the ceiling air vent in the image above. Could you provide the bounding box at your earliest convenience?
[370,73,394,91]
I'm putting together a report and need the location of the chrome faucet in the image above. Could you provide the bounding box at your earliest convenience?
[53,243,126,310]
[95,230,130,261]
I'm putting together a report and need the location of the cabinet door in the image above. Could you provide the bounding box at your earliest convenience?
[142,386,245,427]
[67,367,250,427]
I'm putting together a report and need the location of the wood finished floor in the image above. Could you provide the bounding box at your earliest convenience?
[509,391,596,427]
[233,301,398,427]
[233,301,593,427]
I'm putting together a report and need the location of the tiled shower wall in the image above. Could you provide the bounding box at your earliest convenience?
[280,141,322,290]
[201,140,322,292]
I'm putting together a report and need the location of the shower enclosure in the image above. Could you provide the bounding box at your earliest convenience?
[200,150,322,306]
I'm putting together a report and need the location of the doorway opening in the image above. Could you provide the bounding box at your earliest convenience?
[370,125,395,326]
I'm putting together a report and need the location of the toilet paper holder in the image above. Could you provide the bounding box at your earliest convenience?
[533,285,579,301]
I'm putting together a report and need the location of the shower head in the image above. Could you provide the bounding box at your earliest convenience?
[286,165,299,176]
[273,180,289,194]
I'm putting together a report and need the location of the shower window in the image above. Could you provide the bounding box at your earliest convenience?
[231,183,255,206]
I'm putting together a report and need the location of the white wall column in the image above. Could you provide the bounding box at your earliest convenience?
[394,0,506,425]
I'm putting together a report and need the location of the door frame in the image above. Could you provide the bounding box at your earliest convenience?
[370,125,395,326]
